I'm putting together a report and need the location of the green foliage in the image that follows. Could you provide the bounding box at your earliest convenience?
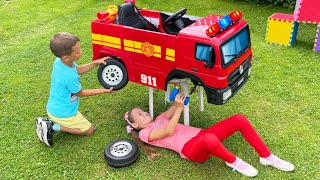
[241,0,296,9]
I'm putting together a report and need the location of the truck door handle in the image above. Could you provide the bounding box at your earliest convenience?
[192,68,198,72]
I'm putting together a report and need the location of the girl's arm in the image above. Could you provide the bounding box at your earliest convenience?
[163,102,178,119]
[163,82,181,118]
[148,94,185,141]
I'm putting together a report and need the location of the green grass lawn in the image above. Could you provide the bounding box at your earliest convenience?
[0,0,319,179]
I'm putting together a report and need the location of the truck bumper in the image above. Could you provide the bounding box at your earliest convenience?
[207,64,251,105]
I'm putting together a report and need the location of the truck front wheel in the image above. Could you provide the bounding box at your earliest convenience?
[97,58,128,91]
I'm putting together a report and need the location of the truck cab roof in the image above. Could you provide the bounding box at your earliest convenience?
[179,14,248,45]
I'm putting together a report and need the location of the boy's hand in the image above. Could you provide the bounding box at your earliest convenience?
[104,87,113,93]
[174,93,185,108]
[95,56,111,66]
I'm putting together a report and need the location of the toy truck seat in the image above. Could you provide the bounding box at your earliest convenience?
[115,3,148,30]
[115,3,160,32]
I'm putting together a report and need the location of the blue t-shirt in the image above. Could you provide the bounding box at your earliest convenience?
[47,58,82,118]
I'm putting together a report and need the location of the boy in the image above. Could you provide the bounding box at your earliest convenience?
[36,32,113,146]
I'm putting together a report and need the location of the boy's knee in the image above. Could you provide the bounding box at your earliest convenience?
[82,125,94,136]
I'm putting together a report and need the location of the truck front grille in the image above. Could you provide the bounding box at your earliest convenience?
[227,57,251,86]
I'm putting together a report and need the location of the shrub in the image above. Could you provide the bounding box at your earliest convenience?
[244,0,296,9]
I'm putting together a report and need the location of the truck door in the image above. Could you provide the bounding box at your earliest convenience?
[122,28,169,89]
[176,38,218,88]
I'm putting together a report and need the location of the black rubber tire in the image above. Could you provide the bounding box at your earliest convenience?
[104,139,139,168]
[97,58,128,91]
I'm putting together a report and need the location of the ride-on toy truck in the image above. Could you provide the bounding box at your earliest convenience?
[91,2,252,105]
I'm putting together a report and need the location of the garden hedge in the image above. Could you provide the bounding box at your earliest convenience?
[240,0,296,9]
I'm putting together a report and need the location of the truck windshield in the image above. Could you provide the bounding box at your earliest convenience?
[221,27,250,66]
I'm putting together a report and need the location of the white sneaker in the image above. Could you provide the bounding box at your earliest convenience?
[40,120,55,146]
[226,159,258,177]
[259,156,294,172]
[35,117,44,142]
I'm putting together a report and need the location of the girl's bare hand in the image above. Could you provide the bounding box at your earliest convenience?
[174,93,185,107]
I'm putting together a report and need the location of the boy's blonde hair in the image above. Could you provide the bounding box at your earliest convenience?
[50,32,80,58]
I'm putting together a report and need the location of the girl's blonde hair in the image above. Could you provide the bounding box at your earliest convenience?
[125,109,160,160]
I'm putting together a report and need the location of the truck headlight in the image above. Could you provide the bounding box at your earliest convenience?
[248,67,251,76]
[223,89,232,101]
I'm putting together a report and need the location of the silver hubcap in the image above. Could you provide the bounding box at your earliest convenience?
[102,65,123,86]
[110,141,132,157]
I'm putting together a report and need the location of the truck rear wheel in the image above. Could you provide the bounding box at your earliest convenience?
[97,58,128,91]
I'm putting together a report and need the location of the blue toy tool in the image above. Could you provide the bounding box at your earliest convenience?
[169,86,189,105]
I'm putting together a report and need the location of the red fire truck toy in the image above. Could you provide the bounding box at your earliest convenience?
[91,2,252,105]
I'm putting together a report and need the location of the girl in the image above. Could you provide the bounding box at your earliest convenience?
[125,94,294,177]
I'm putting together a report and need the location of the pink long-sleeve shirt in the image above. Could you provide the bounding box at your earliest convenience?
[139,113,201,158]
